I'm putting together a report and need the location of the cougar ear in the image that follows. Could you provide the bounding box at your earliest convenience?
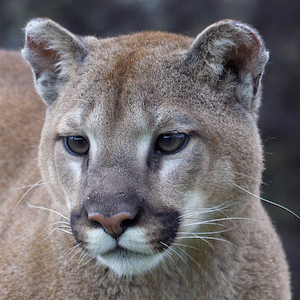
[22,18,88,106]
[187,19,269,113]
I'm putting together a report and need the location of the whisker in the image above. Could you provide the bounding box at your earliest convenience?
[9,178,47,219]
[64,243,83,264]
[179,202,241,226]
[172,243,204,271]
[161,246,182,274]
[66,243,82,259]
[179,234,238,249]
[202,236,238,249]
[47,221,70,228]
[190,233,214,249]
[233,171,267,185]
[160,241,189,267]
[78,255,96,269]
[180,209,216,219]
[181,216,259,228]
[55,228,72,235]
[45,226,72,240]
[27,204,70,221]
[233,183,300,220]
[64,247,82,268]
[183,222,231,230]
[172,242,203,253]
[77,250,90,269]
[52,224,72,230]
[217,209,246,237]
[180,202,234,219]
[7,182,49,193]
[177,226,236,236]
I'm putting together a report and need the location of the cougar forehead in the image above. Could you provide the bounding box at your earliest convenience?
[54,32,246,150]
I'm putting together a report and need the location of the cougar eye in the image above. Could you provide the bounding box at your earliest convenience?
[63,136,90,156]
[156,133,188,154]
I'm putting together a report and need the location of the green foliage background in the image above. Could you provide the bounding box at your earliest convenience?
[1,0,299,297]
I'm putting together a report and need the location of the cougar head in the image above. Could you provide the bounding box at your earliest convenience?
[22,19,268,275]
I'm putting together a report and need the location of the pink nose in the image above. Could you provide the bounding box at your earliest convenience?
[88,212,134,238]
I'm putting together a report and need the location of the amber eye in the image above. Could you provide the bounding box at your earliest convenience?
[63,136,90,156]
[156,133,188,154]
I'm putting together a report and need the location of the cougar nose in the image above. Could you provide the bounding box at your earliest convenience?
[88,212,135,238]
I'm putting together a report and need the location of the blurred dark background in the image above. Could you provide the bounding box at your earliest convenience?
[0,0,299,298]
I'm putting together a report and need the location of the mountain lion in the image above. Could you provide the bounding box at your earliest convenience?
[0,19,291,299]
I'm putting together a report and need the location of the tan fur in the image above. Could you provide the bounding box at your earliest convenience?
[0,19,291,299]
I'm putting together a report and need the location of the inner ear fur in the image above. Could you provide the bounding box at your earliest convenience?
[187,19,269,113]
[22,18,88,106]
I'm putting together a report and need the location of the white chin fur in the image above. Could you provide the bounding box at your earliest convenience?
[88,227,164,276]
[96,250,164,276]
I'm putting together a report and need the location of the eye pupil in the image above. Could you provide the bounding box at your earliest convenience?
[156,133,188,154]
[64,136,89,155]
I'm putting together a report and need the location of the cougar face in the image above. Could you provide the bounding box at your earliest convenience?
[23,19,267,276]
[41,58,212,275]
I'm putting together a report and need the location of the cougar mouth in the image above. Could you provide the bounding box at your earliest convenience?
[100,245,158,261]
